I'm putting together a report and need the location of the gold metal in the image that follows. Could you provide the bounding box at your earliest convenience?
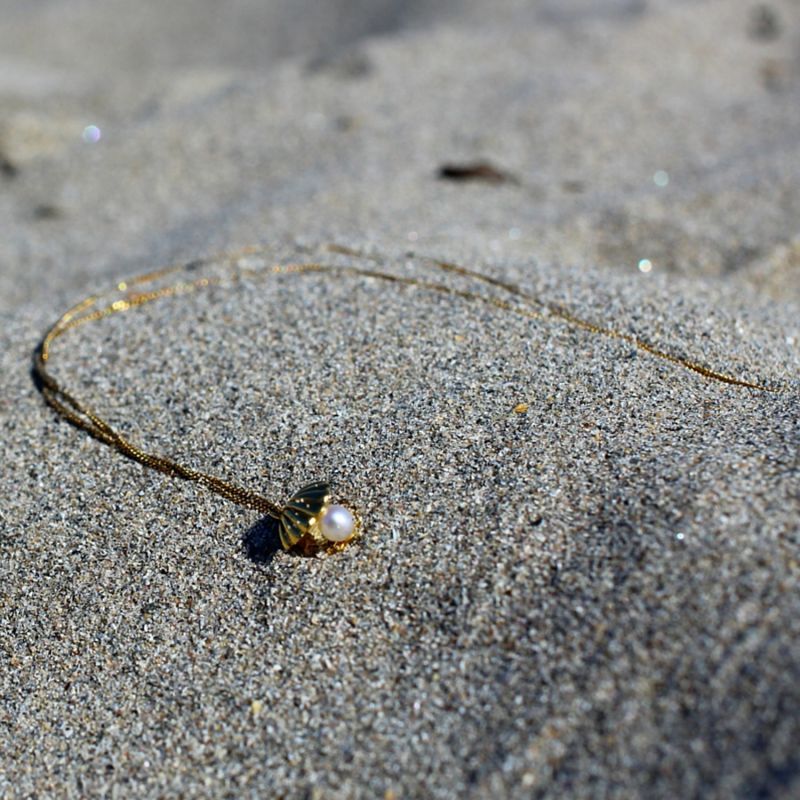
[33,243,785,554]
[279,482,331,550]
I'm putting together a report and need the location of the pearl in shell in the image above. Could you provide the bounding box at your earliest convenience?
[319,504,355,543]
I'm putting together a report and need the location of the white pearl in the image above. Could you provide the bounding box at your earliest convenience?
[318,504,355,543]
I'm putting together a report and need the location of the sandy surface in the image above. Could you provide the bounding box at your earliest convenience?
[1,1,799,797]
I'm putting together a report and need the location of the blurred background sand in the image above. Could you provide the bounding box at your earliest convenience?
[1,1,799,797]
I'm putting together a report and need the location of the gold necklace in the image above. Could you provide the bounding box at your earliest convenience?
[33,243,782,554]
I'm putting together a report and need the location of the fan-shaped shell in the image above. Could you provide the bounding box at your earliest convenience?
[279,481,331,550]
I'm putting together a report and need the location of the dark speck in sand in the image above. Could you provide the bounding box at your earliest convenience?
[1,156,19,178]
[438,161,520,185]
[749,4,781,40]
[32,204,62,220]
[439,161,520,185]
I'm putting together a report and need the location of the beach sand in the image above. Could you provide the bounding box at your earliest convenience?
[1,1,799,796]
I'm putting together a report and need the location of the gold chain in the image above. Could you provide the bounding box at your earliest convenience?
[33,243,783,537]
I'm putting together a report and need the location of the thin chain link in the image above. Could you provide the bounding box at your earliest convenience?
[33,244,783,519]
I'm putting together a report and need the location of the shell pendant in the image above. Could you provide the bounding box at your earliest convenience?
[278,481,358,552]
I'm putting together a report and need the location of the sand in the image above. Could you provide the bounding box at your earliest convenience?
[1,1,799,797]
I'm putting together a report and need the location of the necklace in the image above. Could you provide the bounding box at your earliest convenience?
[33,243,781,554]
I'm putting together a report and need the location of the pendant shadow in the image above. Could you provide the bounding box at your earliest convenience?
[242,516,283,564]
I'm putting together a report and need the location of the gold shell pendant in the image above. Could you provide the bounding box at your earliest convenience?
[279,482,358,552]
